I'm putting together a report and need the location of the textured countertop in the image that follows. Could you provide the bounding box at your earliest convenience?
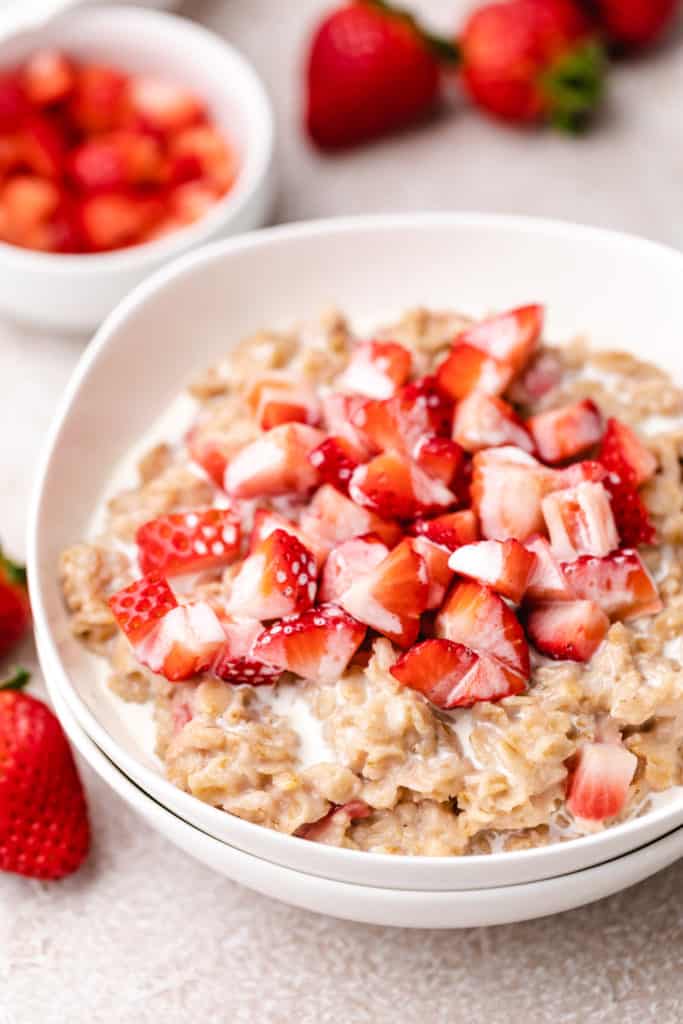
[2,2,683,1021]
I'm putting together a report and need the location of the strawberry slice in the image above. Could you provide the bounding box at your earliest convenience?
[69,63,130,134]
[599,418,657,488]
[391,639,525,709]
[410,509,479,551]
[320,393,371,459]
[436,342,513,400]
[353,375,454,453]
[527,399,604,465]
[561,549,662,621]
[299,484,402,550]
[349,451,455,520]
[409,536,453,609]
[227,529,317,620]
[135,601,226,681]
[339,538,429,648]
[253,604,366,683]
[435,580,530,677]
[129,76,204,134]
[319,534,389,603]
[413,435,465,487]
[524,536,575,601]
[566,742,637,822]
[456,304,544,373]
[297,800,371,842]
[336,339,412,399]
[250,508,329,569]
[448,539,536,603]
[308,436,359,494]
[556,460,607,487]
[246,372,321,430]
[453,393,533,454]
[22,50,75,106]
[108,573,178,645]
[224,423,325,499]
[212,617,282,686]
[542,482,619,561]
[597,418,657,547]
[136,508,241,576]
[69,131,165,193]
[525,600,609,662]
[604,479,656,548]
[79,192,163,251]
[471,447,556,541]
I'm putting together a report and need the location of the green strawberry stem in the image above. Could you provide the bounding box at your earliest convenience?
[0,666,30,691]
[367,0,460,64]
[542,40,606,134]
[0,545,27,588]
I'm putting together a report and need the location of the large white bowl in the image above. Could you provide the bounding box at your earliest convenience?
[0,4,274,331]
[28,213,683,891]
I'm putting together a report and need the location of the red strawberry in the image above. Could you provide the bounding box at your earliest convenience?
[349,450,455,520]
[136,508,241,576]
[587,0,679,50]
[435,580,530,677]
[459,0,605,132]
[0,74,30,131]
[253,604,366,683]
[321,393,371,459]
[300,484,402,549]
[337,339,412,399]
[0,547,30,658]
[1,175,60,246]
[509,350,562,405]
[108,573,178,645]
[454,304,544,373]
[391,639,525,709]
[436,342,513,400]
[226,529,318,620]
[448,539,536,603]
[409,535,453,609]
[250,508,329,570]
[339,538,429,647]
[410,509,479,551]
[79,192,163,251]
[22,50,75,107]
[297,799,371,842]
[224,423,326,499]
[305,1,449,150]
[308,436,360,494]
[604,479,656,548]
[597,418,657,547]
[212,617,282,686]
[471,447,555,541]
[69,131,165,193]
[566,742,637,821]
[556,459,607,487]
[0,669,90,880]
[170,125,238,193]
[246,372,321,431]
[413,435,465,487]
[135,601,226,681]
[525,599,609,661]
[129,76,204,134]
[186,426,231,489]
[561,548,662,621]
[352,375,454,454]
[319,534,389,603]
[21,114,66,178]
[524,535,575,601]
[453,393,534,454]
[542,481,619,560]
[527,399,604,465]
[598,418,657,488]
[69,63,130,134]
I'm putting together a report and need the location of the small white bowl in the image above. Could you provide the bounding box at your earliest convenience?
[0,4,275,332]
[28,213,683,892]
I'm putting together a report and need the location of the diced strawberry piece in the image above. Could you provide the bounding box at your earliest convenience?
[300,484,402,550]
[561,549,662,621]
[170,125,238,192]
[136,508,241,576]
[69,64,130,134]
[524,536,575,601]
[250,508,329,569]
[258,397,318,430]
[319,534,389,602]
[448,539,535,603]
[410,509,479,551]
[212,617,282,686]
[527,399,604,465]
[168,181,218,225]
[456,304,544,373]
[542,482,619,561]
[471,448,556,541]
[226,529,318,620]
[20,115,66,178]
[0,176,60,242]
[605,478,656,548]
[129,76,204,134]
[297,800,371,842]
[599,418,657,488]
[79,192,163,251]
[320,393,371,459]
[566,742,637,822]
[597,418,657,547]
[352,376,454,456]
[246,372,321,430]
[224,423,325,499]
[186,427,230,489]
[339,538,429,648]
[135,601,226,681]
[453,393,533,454]
[435,580,530,677]
[413,435,465,487]
[556,460,607,487]
[509,350,562,405]
[308,437,359,494]
[108,573,178,645]
[336,340,412,399]
[409,536,453,609]
[0,74,29,131]
[525,600,609,662]
[69,131,165,192]
[349,451,455,520]
[391,639,525,709]
[436,342,513,400]
[22,50,75,106]
[168,151,203,186]
[253,604,366,683]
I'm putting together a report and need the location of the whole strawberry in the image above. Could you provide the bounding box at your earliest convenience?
[305,0,455,150]
[459,0,606,131]
[0,670,90,880]
[586,0,679,50]
[0,546,30,658]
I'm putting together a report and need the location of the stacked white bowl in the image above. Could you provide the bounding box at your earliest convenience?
[28,214,683,928]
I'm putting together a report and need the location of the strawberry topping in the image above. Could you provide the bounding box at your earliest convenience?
[392,638,525,709]
[227,529,318,620]
[253,604,367,683]
[566,742,637,822]
[136,508,241,576]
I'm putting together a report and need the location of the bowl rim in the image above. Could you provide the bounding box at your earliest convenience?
[28,210,683,880]
[0,3,275,273]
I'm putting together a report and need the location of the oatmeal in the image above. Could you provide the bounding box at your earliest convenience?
[59,302,683,855]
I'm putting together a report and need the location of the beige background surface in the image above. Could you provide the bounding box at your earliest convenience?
[2,1,683,1021]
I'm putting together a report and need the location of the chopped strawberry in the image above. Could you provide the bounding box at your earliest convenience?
[556,460,607,487]
[471,447,556,541]
[186,427,230,489]
[299,484,402,549]
[456,305,544,373]
[524,535,575,601]
[246,372,321,430]
[542,481,619,560]
[224,423,325,499]
[108,573,178,645]
[213,617,282,686]
[349,451,455,520]
[297,800,371,842]
[409,536,453,609]
[453,393,533,454]
[527,399,604,465]
[69,64,130,134]
[598,417,657,488]
[339,538,429,648]
[566,742,637,822]
[352,376,453,455]
[319,534,389,602]
[413,435,465,487]
[525,600,609,662]
[135,601,226,681]
[0,74,29,131]
[435,580,530,677]
[391,639,525,709]
[1,175,60,243]
[79,192,163,251]
[22,50,75,106]
[597,418,657,546]
[69,131,165,192]
[561,549,662,621]
[320,393,371,459]
[604,477,656,548]
[21,114,66,178]
[250,508,329,569]
[136,508,241,576]
[336,340,412,399]
[226,529,317,620]
[129,76,204,134]
[436,342,513,400]
[308,437,359,494]
[448,539,536,603]
[410,509,479,551]
[253,604,366,683]
[170,125,238,193]
[509,350,563,405]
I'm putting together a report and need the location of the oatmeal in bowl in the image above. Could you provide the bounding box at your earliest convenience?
[58,300,683,857]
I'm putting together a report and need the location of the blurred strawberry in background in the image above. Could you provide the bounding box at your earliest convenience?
[0,546,30,659]
[583,0,680,50]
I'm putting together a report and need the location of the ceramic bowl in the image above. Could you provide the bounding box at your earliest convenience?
[0,3,274,331]
[28,212,683,890]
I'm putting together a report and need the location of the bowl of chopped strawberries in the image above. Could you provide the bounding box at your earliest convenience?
[0,4,274,331]
[28,212,683,892]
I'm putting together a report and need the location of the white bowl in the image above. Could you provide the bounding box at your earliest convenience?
[42,641,683,928]
[0,4,274,332]
[28,212,683,891]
